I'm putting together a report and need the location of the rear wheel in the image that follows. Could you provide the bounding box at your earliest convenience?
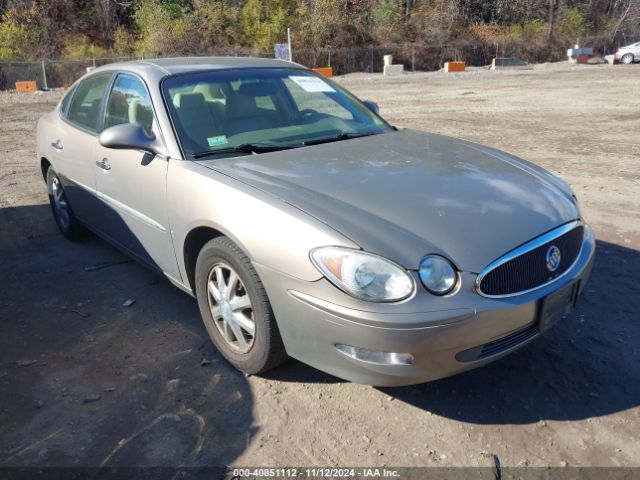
[195,236,288,374]
[46,167,86,240]
[621,53,634,64]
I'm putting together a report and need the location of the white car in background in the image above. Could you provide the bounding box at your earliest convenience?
[615,42,640,64]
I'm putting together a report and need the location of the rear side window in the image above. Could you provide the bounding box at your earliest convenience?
[104,74,155,136]
[66,74,112,133]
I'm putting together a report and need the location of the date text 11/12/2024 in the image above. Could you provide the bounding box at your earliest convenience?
[232,467,401,478]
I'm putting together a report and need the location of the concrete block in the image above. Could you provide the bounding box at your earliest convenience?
[383,64,404,76]
[383,55,393,66]
[491,57,529,70]
[444,61,466,72]
[604,54,617,65]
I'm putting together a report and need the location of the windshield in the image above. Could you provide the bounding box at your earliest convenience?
[161,68,393,158]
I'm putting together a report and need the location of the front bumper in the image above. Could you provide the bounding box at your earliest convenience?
[255,226,596,386]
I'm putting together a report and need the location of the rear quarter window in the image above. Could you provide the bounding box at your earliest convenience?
[59,86,76,117]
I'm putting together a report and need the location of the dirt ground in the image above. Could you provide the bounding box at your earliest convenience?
[1,62,639,472]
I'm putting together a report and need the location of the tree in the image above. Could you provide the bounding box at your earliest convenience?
[134,0,190,56]
[0,0,638,65]
[190,0,242,51]
[241,0,297,50]
[548,0,557,39]
[60,34,108,58]
[557,6,589,43]
[0,3,47,59]
[113,25,137,56]
[296,0,342,49]
[0,20,33,59]
[373,0,405,43]
[409,0,461,45]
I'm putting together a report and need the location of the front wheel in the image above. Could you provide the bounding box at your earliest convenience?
[46,167,86,240]
[621,53,634,64]
[195,236,288,374]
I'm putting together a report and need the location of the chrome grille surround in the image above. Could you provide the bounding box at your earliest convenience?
[475,220,584,298]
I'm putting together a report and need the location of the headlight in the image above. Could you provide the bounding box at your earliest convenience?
[310,247,415,302]
[419,255,458,295]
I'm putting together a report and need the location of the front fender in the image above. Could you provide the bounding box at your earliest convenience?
[168,160,359,284]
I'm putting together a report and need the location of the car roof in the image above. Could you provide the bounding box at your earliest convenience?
[95,56,308,77]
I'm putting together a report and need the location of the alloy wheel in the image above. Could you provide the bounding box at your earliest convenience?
[206,262,256,353]
[51,176,71,230]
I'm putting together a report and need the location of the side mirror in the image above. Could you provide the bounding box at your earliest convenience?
[363,100,380,114]
[99,123,164,156]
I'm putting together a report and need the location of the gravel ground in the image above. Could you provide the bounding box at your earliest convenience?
[0,62,639,471]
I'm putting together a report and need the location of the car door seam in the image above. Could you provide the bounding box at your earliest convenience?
[96,190,167,232]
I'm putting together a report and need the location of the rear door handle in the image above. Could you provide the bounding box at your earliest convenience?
[96,158,111,171]
[51,140,63,150]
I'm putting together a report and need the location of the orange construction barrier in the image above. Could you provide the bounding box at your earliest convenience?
[313,67,333,78]
[15,81,37,93]
[444,61,466,73]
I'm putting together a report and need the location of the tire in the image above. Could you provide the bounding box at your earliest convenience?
[46,167,86,240]
[621,53,634,64]
[195,236,288,374]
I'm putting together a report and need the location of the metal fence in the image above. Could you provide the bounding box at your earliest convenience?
[0,51,276,90]
[0,38,623,91]
[0,57,132,91]
[291,37,624,73]
[293,43,496,74]
[0,46,474,91]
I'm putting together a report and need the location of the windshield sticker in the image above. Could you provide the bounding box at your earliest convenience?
[207,135,228,147]
[289,76,335,93]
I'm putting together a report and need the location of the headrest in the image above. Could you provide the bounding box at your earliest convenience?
[128,99,141,123]
[173,92,205,109]
[192,82,226,101]
[226,93,258,119]
[237,81,277,97]
[128,99,153,132]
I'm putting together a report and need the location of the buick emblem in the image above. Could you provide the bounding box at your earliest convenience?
[546,245,561,272]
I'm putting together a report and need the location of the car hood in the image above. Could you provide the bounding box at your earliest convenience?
[196,129,578,273]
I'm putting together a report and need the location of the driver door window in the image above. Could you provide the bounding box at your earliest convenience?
[104,74,155,135]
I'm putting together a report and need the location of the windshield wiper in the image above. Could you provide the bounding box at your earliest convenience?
[191,143,299,159]
[302,131,378,147]
[192,132,380,158]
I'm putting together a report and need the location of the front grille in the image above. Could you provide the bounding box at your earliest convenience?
[456,324,538,362]
[478,225,584,297]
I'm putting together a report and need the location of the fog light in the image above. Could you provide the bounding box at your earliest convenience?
[335,344,414,365]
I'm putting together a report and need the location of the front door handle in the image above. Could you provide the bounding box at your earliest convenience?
[96,158,111,171]
[51,140,63,150]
